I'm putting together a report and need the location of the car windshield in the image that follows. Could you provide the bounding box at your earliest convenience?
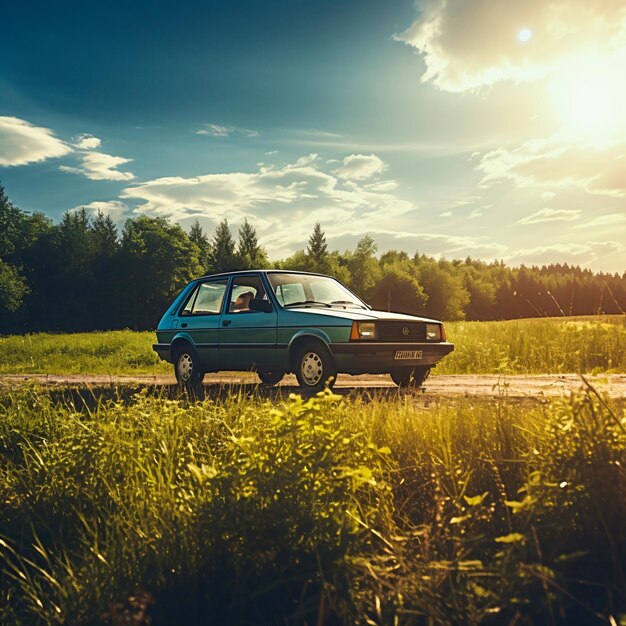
[268,273,367,309]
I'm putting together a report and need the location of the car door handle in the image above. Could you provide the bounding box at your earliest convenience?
[222,320,231,327]
[181,323,188,328]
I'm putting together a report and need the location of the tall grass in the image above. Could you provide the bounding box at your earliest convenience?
[1,385,624,624]
[439,315,626,374]
[0,316,624,376]
[0,330,169,375]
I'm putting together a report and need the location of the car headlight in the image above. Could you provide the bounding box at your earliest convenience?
[350,321,377,340]
[426,323,441,341]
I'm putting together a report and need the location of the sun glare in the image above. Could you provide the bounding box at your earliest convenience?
[518,28,532,43]
[549,53,626,144]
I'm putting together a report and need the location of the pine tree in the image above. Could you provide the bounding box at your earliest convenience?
[189,219,212,272]
[306,222,329,271]
[91,211,119,257]
[212,219,236,273]
[237,218,269,269]
[0,183,24,258]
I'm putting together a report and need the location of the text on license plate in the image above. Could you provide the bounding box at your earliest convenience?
[394,350,423,360]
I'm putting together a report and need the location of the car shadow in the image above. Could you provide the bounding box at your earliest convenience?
[34,380,421,412]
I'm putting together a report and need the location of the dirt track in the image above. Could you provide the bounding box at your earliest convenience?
[1,373,624,399]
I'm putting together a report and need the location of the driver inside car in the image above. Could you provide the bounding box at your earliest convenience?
[233,290,254,312]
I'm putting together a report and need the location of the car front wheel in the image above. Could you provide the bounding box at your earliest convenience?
[391,366,430,388]
[294,342,337,393]
[174,346,204,393]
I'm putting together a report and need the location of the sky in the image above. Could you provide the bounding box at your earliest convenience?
[1,0,625,273]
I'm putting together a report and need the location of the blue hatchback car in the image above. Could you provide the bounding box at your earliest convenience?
[153,270,454,392]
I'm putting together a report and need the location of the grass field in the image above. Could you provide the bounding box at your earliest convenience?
[0,385,624,624]
[0,315,624,376]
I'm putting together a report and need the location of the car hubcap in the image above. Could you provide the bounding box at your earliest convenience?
[301,351,323,386]
[178,353,193,381]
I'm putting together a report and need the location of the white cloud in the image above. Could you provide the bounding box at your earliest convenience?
[477,137,626,197]
[518,208,581,224]
[575,213,626,229]
[365,179,398,192]
[61,152,134,181]
[469,208,483,219]
[396,0,626,92]
[0,116,71,166]
[74,134,102,150]
[119,154,420,256]
[505,240,624,265]
[392,230,508,256]
[334,154,386,180]
[196,123,258,138]
[440,211,453,217]
[73,200,129,220]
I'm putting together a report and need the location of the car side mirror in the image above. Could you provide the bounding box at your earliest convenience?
[249,298,273,313]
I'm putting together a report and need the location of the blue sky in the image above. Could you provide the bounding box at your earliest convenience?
[1,0,625,272]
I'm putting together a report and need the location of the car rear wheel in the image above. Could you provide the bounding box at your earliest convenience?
[258,371,284,386]
[391,366,430,388]
[174,346,204,393]
[294,342,337,393]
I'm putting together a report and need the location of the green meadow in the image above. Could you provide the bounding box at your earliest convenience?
[1,316,624,623]
[0,315,624,376]
[0,386,624,624]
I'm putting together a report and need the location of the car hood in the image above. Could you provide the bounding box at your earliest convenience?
[282,306,441,324]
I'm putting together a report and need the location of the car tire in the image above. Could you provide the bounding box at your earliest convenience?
[258,371,284,386]
[391,366,430,388]
[294,341,337,393]
[173,345,204,394]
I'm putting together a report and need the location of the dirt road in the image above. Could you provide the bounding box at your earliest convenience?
[1,373,624,399]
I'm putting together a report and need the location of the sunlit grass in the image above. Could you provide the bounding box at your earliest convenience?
[440,314,626,374]
[0,330,170,375]
[0,385,624,624]
[0,315,624,376]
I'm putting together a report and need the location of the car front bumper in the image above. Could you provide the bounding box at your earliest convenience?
[329,341,454,374]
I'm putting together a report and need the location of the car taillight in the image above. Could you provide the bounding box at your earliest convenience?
[441,323,446,342]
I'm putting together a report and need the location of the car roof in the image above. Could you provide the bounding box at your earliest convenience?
[195,269,333,281]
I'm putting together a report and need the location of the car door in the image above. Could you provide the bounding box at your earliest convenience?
[178,278,229,372]
[218,274,279,370]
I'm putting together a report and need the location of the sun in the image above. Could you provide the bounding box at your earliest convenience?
[549,52,626,145]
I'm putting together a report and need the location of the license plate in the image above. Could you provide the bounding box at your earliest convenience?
[394,350,423,360]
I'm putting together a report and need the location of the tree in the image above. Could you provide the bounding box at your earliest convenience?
[189,219,212,273]
[0,259,28,313]
[306,222,329,272]
[0,183,30,318]
[121,216,203,329]
[91,211,119,257]
[462,261,497,320]
[415,256,469,320]
[347,235,381,301]
[237,219,269,269]
[212,219,237,273]
[370,251,427,314]
[279,249,311,272]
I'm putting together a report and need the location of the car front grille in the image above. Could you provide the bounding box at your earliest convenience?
[376,321,427,342]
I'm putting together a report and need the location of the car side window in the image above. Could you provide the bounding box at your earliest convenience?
[181,280,228,316]
[227,276,267,313]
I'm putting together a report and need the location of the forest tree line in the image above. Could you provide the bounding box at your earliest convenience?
[1,184,625,333]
